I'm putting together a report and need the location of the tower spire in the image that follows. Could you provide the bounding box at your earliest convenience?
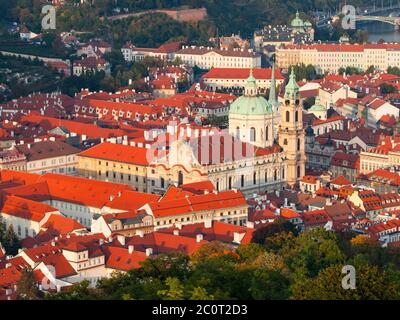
[284,67,300,100]
[268,61,277,106]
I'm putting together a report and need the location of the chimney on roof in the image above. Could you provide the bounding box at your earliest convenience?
[204,220,212,228]
[51,241,56,247]
[246,221,254,229]
[108,236,113,243]
[117,234,125,246]
[99,238,104,246]
[128,245,134,254]
[196,234,204,243]
[173,229,179,236]
[145,247,153,256]
[233,232,245,244]
[136,230,144,238]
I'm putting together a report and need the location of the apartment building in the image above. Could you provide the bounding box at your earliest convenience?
[14,139,80,175]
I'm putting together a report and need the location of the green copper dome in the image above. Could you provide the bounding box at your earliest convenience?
[291,11,304,28]
[309,96,325,112]
[230,69,273,116]
[230,96,273,115]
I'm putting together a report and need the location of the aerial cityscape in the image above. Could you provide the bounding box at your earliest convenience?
[1,0,400,304]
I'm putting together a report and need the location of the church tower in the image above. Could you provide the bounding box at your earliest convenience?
[269,61,280,141]
[278,68,306,186]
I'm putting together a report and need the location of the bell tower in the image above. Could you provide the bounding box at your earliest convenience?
[278,68,306,186]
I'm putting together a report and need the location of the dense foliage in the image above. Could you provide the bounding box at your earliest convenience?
[43,226,400,300]
[0,0,393,47]
[0,217,21,256]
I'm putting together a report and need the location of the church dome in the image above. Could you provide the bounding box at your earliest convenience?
[309,96,325,112]
[229,70,273,116]
[291,11,304,28]
[230,96,273,116]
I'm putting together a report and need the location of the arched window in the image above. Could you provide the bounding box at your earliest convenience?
[265,171,268,183]
[228,176,232,189]
[235,126,240,139]
[295,111,299,122]
[253,172,257,185]
[250,127,256,142]
[297,165,301,178]
[282,168,285,180]
[297,138,301,151]
[241,175,245,187]
[274,169,277,181]
[283,138,288,145]
[266,126,269,141]
[216,180,220,191]
[286,111,290,122]
[161,178,165,188]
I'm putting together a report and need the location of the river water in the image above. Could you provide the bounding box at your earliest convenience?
[362,21,400,42]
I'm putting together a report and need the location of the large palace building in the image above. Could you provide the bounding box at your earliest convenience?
[276,43,400,74]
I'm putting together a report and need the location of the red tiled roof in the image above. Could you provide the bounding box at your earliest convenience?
[147,190,247,218]
[102,246,147,271]
[42,215,86,235]
[203,68,284,80]
[78,142,151,166]
[126,232,207,255]
[159,221,253,245]
[0,195,57,222]
[330,175,351,186]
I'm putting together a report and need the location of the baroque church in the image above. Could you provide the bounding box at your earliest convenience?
[229,65,306,186]
[147,66,305,196]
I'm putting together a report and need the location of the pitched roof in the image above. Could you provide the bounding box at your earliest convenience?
[78,142,150,166]
[147,190,247,218]
[42,215,86,235]
[102,246,147,271]
[15,140,80,161]
[126,232,207,255]
[0,195,57,222]
[159,221,253,245]
[203,68,284,80]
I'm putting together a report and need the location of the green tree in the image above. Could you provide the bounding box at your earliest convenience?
[380,83,397,95]
[3,225,21,255]
[158,277,185,300]
[250,269,290,300]
[189,287,214,300]
[16,268,43,300]
[251,218,298,246]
